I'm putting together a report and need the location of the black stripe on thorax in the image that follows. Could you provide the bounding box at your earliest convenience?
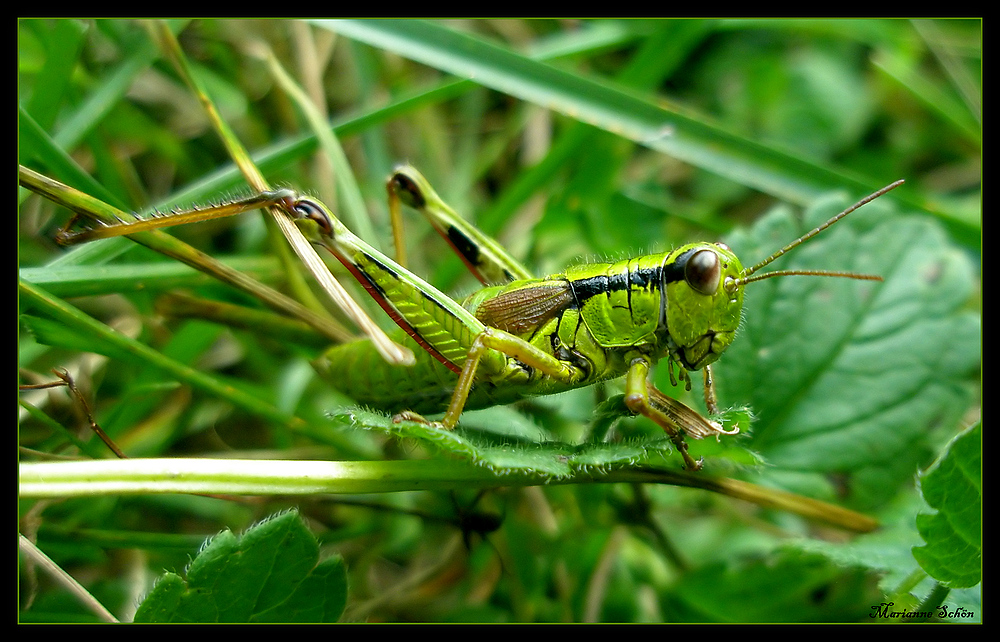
[568,250,692,303]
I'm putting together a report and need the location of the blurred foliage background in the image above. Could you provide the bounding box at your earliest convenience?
[19,19,980,623]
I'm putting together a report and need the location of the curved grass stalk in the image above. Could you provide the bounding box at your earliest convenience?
[19,457,878,533]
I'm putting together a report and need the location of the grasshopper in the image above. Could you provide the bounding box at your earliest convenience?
[47,161,902,470]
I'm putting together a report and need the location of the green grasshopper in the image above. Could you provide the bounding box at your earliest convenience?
[51,162,902,470]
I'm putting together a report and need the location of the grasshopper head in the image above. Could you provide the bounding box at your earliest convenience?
[664,242,744,370]
[665,180,902,371]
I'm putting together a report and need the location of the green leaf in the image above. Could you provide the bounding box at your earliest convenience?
[22,18,86,131]
[663,549,882,622]
[19,280,307,434]
[339,406,681,478]
[317,19,974,242]
[18,19,982,624]
[716,191,980,507]
[911,422,981,588]
[134,510,347,623]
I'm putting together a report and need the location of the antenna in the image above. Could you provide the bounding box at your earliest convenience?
[727,180,904,291]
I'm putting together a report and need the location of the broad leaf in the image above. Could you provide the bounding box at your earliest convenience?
[716,192,979,508]
[134,510,347,623]
[912,422,981,588]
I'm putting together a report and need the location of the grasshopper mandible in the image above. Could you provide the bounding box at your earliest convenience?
[46,162,902,470]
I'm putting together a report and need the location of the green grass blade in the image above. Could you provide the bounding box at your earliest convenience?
[318,20,966,231]
[20,165,355,344]
[19,279,306,434]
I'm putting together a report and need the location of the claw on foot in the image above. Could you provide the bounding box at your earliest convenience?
[392,410,428,424]
[392,410,450,431]
[684,419,740,441]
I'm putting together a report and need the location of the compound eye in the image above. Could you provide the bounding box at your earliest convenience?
[685,249,721,295]
[292,199,333,237]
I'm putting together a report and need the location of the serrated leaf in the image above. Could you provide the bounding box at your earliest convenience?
[337,407,680,478]
[134,510,347,623]
[715,193,980,506]
[911,422,981,588]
